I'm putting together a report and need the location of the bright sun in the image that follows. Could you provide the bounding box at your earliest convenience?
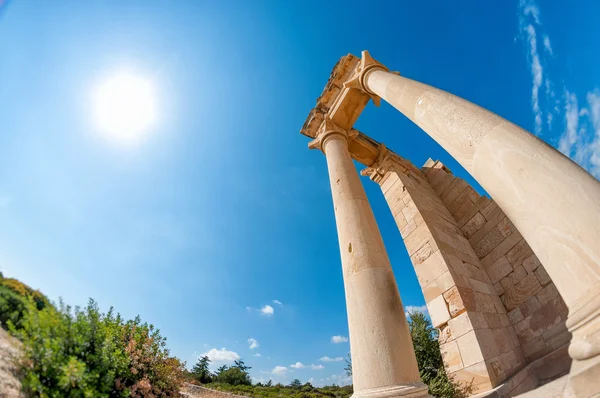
[93,73,156,142]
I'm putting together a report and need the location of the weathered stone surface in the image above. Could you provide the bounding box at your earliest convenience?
[421,270,455,301]
[448,311,474,338]
[439,324,453,344]
[522,254,541,273]
[505,239,532,268]
[415,250,448,287]
[487,256,513,284]
[473,227,505,258]
[443,285,475,317]
[428,294,451,328]
[410,242,436,265]
[520,296,542,318]
[463,212,486,238]
[440,340,463,373]
[456,331,485,367]
[536,283,559,304]
[534,265,552,286]
[507,307,524,324]
[474,291,497,313]
[403,223,432,255]
[493,282,504,295]
[502,273,543,311]
[480,229,522,268]
[497,217,515,238]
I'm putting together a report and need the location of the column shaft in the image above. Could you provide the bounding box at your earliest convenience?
[319,130,427,398]
[364,69,600,395]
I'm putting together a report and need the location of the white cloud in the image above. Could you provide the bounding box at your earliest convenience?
[404,304,429,318]
[290,362,324,370]
[273,300,283,306]
[271,366,288,375]
[311,364,324,370]
[331,335,348,344]
[253,353,261,357]
[543,35,553,54]
[261,305,274,316]
[248,338,259,349]
[524,24,543,135]
[319,356,344,362]
[290,362,305,369]
[558,91,580,156]
[201,348,240,363]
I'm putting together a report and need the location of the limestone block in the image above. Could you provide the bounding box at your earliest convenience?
[505,239,532,268]
[415,251,449,287]
[400,217,418,239]
[456,331,485,367]
[520,296,542,318]
[448,312,474,339]
[380,172,400,194]
[483,313,502,329]
[469,277,496,295]
[394,213,408,231]
[522,254,541,273]
[507,307,524,324]
[443,286,475,317]
[528,297,565,334]
[473,226,506,259]
[474,291,497,313]
[480,230,522,268]
[498,349,518,376]
[497,217,515,238]
[474,328,501,360]
[428,294,451,328]
[513,316,544,342]
[439,324,453,344]
[449,194,476,222]
[440,178,460,201]
[484,356,505,384]
[467,204,505,246]
[450,362,494,393]
[464,186,481,204]
[542,321,569,344]
[493,282,504,295]
[502,273,542,311]
[442,180,469,208]
[422,270,456,301]
[492,294,507,314]
[401,200,419,223]
[440,340,464,373]
[410,242,436,265]
[499,313,511,327]
[522,337,546,359]
[469,311,489,329]
[492,328,512,355]
[487,256,513,284]
[534,265,552,286]
[536,283,559,304]
[463,212,486,239]
[403,223,432,256]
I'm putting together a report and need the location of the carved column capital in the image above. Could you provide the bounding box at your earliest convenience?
[344,50,397,107]
[361,144,409,184]
[308,118,358,152]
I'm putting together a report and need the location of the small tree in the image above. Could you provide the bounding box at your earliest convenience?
[289,378,302,388]
[408,310,469,397]
[344,352,352,377]
[192,356,213,384]
[233,359,251,372]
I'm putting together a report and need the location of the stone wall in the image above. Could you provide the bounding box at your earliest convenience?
[372,158,523,393]
[421,160,572,366]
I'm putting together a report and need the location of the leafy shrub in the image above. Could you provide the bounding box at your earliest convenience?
[408,311,471,398]
[9,298,185,397]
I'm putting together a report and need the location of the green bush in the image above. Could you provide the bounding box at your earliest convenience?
[9,298,185,397]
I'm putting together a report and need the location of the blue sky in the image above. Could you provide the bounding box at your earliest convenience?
[0,0,599,387]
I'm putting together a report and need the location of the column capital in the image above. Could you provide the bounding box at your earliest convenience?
[308,118,358,152]
[361,144,410,184]
[344,50,397,107]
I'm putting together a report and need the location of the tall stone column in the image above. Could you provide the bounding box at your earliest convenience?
[309,119,428,398]
[345,51,600,396]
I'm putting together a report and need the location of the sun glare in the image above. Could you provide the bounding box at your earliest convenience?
[93,73,156,142]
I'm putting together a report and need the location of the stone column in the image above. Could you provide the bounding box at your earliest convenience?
[309,119,428,398]
[345,51,600,396]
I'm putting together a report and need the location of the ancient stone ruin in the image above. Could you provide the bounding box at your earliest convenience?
[301,51,600,397]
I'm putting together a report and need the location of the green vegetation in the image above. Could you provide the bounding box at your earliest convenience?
[0,271,470,398]
[206,382,353,398]
[408,311,471,398]
[0,273,185,397]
